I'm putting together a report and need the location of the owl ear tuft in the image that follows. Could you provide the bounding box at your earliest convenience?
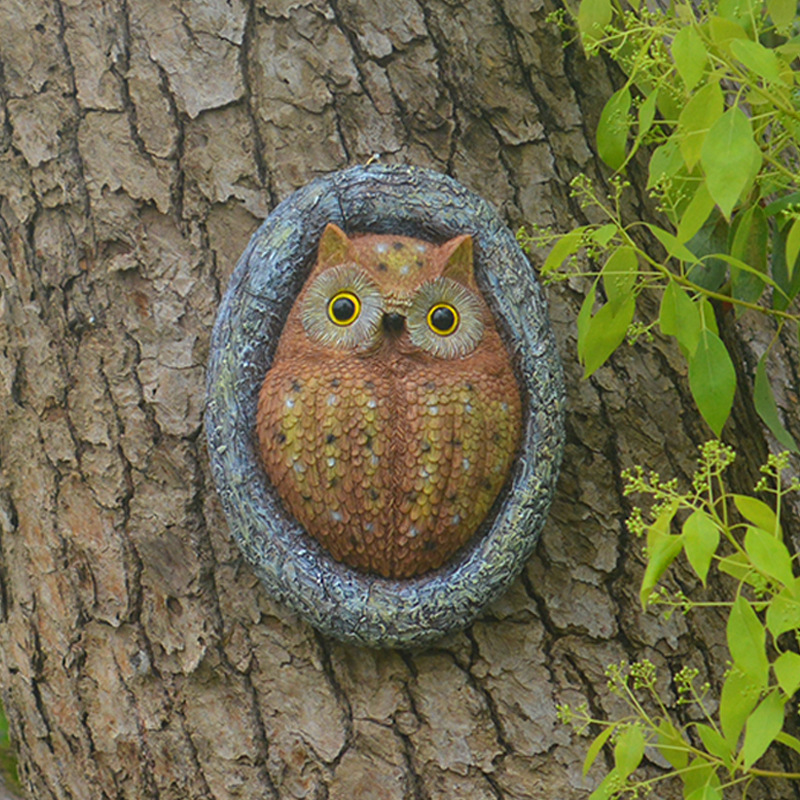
[317,223,351,267]
[440,234,477,288]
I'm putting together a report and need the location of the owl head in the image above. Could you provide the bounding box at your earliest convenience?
[276,223,496,362]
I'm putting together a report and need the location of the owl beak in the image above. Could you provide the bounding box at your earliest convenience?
[382,312,405,334]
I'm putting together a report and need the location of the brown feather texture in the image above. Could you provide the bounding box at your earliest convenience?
[256,224,522,578]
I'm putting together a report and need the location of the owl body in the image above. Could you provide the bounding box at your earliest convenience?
[256,224,522,579]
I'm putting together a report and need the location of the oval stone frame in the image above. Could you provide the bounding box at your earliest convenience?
[205,164,565,648]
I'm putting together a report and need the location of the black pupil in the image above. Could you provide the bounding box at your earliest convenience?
[332,296,356,322]
[431,306,455,332]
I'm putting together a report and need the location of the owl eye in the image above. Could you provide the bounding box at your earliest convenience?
[328,292,361,326]
[427,303,459,336]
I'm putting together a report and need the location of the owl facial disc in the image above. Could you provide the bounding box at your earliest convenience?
[407,277,484,358]
[301,265,384,350]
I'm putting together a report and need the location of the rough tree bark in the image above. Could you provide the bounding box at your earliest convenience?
[0,1,798,799]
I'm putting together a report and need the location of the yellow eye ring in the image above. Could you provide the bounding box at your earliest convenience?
[328,291,361,326]
[427,303,459,336]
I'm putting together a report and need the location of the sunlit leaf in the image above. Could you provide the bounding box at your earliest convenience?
[745,526,794,586]
[542,228,586,274]
[720,667,760,743]
[614,725,645,778]
[766,586,800,638]
[578,0,613,44]
[701,108,762,220]
[583,725,616,776]
[696,723,732,765]
[730,39,783,83]
[688,329,736,436]
[659,282,702,355]
[598,87,632,170]
[768,0,797,28]
[773,652,800,698]
[678,82,723,170]
[683,511,719,585]
[728,596,768,686]
[656,719,689,769]
[733,494,780,535]
[677,182,716,243]
[602,246,638,312]
[742,690,786,769]
[582,296,635,377]
[672,25,708,91]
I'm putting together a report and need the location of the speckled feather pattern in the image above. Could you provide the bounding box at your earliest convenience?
[205,164,565,648]
[256,231,522,578]
[257,319,521,577]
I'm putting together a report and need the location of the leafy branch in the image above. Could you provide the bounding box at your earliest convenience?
[520,0,800,445]
[559,446,800,799]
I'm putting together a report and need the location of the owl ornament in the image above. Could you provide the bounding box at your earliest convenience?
[206,164,564,648]
[256,224,522,579]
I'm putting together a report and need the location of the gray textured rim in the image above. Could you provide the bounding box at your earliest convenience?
[205,164,565,648]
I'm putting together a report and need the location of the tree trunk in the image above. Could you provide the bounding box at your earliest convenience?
[0,1,798,798]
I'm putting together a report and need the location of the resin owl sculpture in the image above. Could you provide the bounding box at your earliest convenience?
[256,223,522,579]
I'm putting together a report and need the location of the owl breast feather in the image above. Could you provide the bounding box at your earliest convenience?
[256,356,521,579]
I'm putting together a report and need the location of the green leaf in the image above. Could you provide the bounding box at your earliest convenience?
[754,355,799,452]
[597,87,632,171]
[696,723,732,765]
[637,90,658,137]
[646,223,701,264]
[688,329,736,436]
[777,734,800,764]
[709,16,749,46]
[677,181,716,243]
[672,26,708,92]
[730,39,783,83]
[678,82,724,170]
[659,282,702,355]
[589,769,620,800]
[582,296,635,377]
[720,667,760,743]
[785,218,800,283]
[577,284,597,362]
[719,552,755,584]
[729,204,768,309]
[683,511,719,586]
[656,719,689,769]
[766,586,800,638]
[733,494,781,536]
[685,211,729,291]
[742,690,786,769]
[614,724,645,778]
[682,758,721,800]
[591,223,618,247]
[583,724,616,777]
[773,652,800,697]
[745,526,794,586]
[648,138,684,190]
[686,784,722,800]
[764,190,800,217]
[701,107,762,220]
[542,229,586,274]
[768,0,797,28]
[771,218,800,311]
[578,0,612,44]
[727,596,769,686]
[753,353,800,454]
[640,534,683,609]
[602,246,638,312]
